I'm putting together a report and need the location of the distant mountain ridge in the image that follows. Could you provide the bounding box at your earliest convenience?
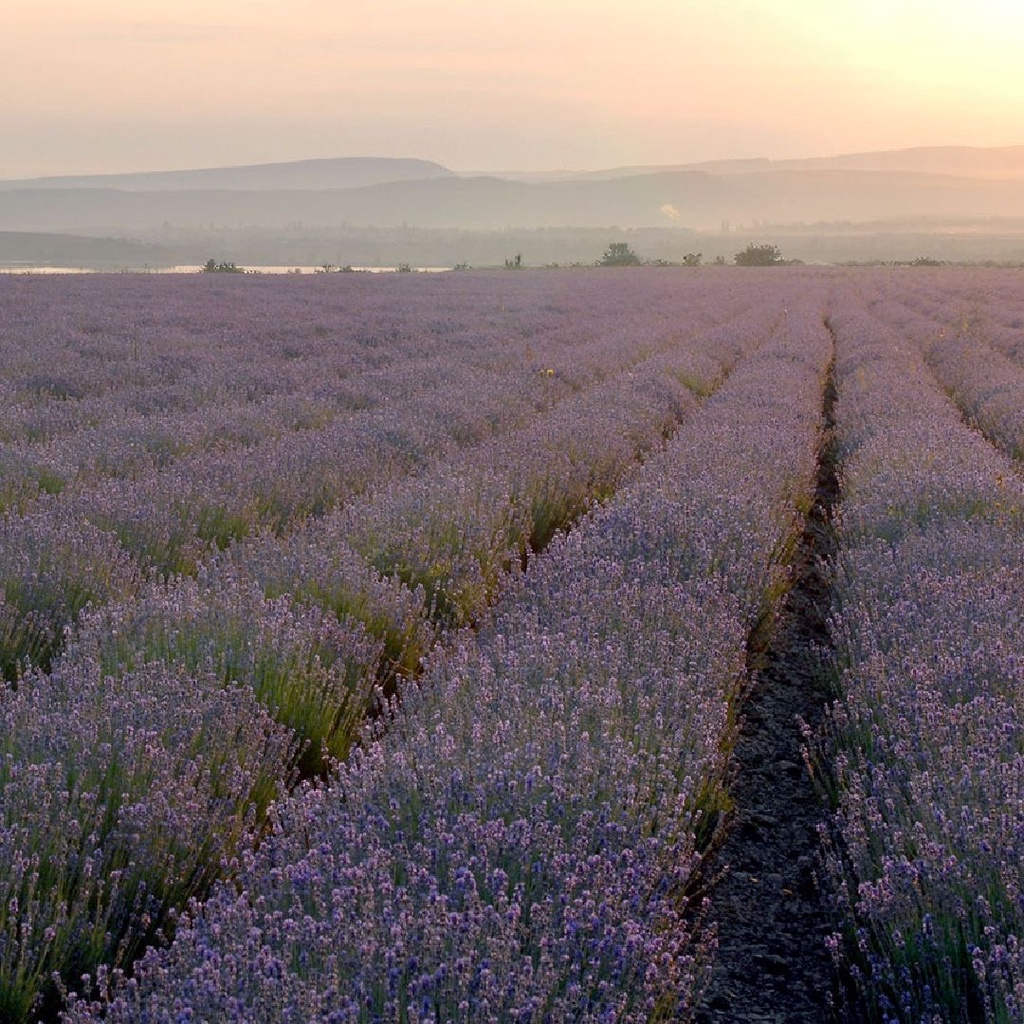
[4,165,1024,235]
[477,146,1024,182]
[0,157,454,192]
[760,145,1024,179]
[3,145,1024,244]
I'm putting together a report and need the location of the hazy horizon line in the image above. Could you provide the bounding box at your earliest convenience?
[6,140,1024,184]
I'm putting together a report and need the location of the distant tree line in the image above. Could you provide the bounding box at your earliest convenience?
[201,259,245,273]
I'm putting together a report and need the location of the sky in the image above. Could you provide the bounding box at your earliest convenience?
[3,0,1024,179]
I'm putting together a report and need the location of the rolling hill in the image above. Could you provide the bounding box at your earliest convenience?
[3,165,1024,235]
[0,157,454,192]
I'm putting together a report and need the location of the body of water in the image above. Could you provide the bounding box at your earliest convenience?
[0,264,453,275]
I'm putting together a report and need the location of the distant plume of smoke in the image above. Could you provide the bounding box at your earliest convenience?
[660,204,681,221]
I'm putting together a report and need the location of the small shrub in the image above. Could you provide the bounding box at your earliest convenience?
[733,243,783,266]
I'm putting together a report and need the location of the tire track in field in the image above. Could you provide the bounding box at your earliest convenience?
[695,332,862,1024]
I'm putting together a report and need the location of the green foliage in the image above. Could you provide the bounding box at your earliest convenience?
[78,578,384,779]
[194,504,252,551]
[598,242,643,267]
[682,252,703,267]
[733,243,783,267]
[672,368,717,399]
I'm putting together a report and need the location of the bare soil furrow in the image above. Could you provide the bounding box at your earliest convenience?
[696,344,860,1024]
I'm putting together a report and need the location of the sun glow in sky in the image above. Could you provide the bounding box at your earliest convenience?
[3,0,1024,177]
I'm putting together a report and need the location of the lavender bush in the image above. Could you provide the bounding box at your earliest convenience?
[228,529,431,683]
[924,328,1024,459]
[40,279,733,576]
[0,270,730,499]
[0,658,297,1022]
[0,507,141,681]
[63,565,385,777]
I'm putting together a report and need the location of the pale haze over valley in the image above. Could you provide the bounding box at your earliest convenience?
[4,1,1024,266]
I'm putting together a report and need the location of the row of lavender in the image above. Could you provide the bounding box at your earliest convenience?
[55,277,721,575]
[53,305,756,785]
[0,274,497,505]
[0,270,788,1021]
[821,285,1024,1022]
[60,285,832,1022]
[871,268,1024,367]
[0,294,762,1014]
[0,276,769,700]
[0,271,646,448]
[0,272,730,511]
[0,278,658,549]
[1,270,751,682]
[866,268,1024,461]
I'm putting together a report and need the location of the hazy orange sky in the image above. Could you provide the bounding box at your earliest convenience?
[4,1,1024,178]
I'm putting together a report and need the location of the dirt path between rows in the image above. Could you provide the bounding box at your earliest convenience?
[695,352,865,1024]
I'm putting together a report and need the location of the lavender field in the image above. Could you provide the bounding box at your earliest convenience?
[0,267,1021,1023]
